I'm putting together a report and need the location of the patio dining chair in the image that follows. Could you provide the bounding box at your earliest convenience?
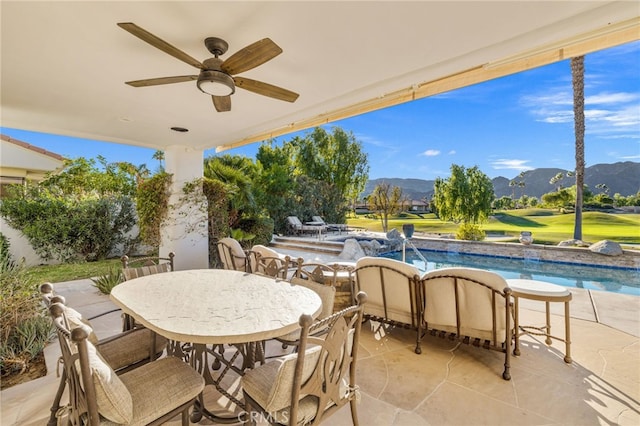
[215,237,249,272]
[420,267,513,380]
[120,252,175,281]
[48,302,204,426]
[242,292,367,426]
[40,284,168,426]
[294,261,349,287]
[120,252,175,331]
[248,244,295,278]
[275,276,337,349]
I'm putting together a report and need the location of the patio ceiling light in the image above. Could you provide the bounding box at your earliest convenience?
[197,70,235,97]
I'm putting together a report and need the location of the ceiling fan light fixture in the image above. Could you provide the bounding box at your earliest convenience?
[197,70,235,96]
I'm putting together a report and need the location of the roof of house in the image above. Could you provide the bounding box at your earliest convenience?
[1,134,65,181]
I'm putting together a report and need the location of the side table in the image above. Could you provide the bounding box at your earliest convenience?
[507,278,572,363]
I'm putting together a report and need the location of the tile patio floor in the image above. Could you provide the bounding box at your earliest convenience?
[2,271,639,425]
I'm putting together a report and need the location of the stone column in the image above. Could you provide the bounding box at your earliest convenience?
[161,145,209,270]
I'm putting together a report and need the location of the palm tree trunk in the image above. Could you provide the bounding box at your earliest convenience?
[571,56,585,241]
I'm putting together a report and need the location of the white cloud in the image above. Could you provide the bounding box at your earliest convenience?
[421,149,440,156]
[448,150,456,155]
[587,92,639,105]
[620,154,640,159]
[356,133,386,147]
[523,88,640,135]
[491,159,534,171]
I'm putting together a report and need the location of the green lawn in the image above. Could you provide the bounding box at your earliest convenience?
[347,209,640,245]
[25,257,123,286]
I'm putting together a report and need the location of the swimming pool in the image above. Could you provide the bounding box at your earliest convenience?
[380,249,640,296]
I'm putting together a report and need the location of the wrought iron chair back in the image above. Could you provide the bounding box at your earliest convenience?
[420,267,513,380]
[120,252,175,281]
[242,291,367,425]
[353,256,423,353]
[48,302,203,426]
[215,237,248,271]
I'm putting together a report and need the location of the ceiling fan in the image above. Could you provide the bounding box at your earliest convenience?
[117,22,299,112]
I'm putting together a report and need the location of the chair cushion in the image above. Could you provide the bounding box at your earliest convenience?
[115,357,205,426]
[84,341,134,424]
[422,267,508,342]
[97,328,167,371]
[291,277,335,320]
[219,237,247,271]
[242,345,322,413]
[63,306,99,345]
[355,257,420,325]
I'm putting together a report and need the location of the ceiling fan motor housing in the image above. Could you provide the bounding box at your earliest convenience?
[197,57,235,96]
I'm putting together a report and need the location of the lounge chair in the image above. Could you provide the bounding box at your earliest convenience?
[286,216,326,236]
[312,215,348,234]
[419,267,513,380]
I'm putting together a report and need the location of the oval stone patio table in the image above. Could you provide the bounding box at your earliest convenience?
[110,269,322,423]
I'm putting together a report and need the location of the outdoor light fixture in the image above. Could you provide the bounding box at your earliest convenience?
[197,70,235,96]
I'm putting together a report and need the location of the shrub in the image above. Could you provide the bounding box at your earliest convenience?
[0,194,137,263]
[0,232,13,268]
[456,223,486,241]
[91,266,124,294]
[238,216,274,247]
[0,259,53,380]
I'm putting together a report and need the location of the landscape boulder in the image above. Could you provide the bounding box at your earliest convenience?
[558,239,590,247]
[360,239,382,256]
[589,240,623,256]
[339,238,366,260]
[386,228,403,250]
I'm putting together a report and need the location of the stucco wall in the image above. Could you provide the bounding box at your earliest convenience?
[0,218,54,266]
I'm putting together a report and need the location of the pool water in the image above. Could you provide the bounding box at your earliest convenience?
[380,249,640,296]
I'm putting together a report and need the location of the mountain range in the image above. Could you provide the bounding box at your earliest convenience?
[363,161,640,200]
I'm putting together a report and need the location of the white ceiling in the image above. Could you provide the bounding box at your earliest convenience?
[1,1,638,153]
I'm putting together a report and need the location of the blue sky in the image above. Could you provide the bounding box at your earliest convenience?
[2,41,639,181]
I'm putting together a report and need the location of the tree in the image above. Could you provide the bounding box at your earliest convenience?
[571,55,586,240]
[204,154,259,228]
[255,141,297,235]
[368,182,403,232]
[550,172,565,191]
[431,164,494,240]
[494,195,515,210]
[292,127,369,222]
[541,188,573,210]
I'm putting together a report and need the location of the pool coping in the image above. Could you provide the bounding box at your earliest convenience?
[406,236,640,270]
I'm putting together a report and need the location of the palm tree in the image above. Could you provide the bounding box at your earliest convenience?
[571,55,585,241]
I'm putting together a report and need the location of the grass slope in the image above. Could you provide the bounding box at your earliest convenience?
[347,210,640,245]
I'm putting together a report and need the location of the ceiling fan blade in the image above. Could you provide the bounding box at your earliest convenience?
[125,75,198,87]
[212,95,231,112]
[118,22,203,69]
[234,77,299,103]
[221,38,282,75]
